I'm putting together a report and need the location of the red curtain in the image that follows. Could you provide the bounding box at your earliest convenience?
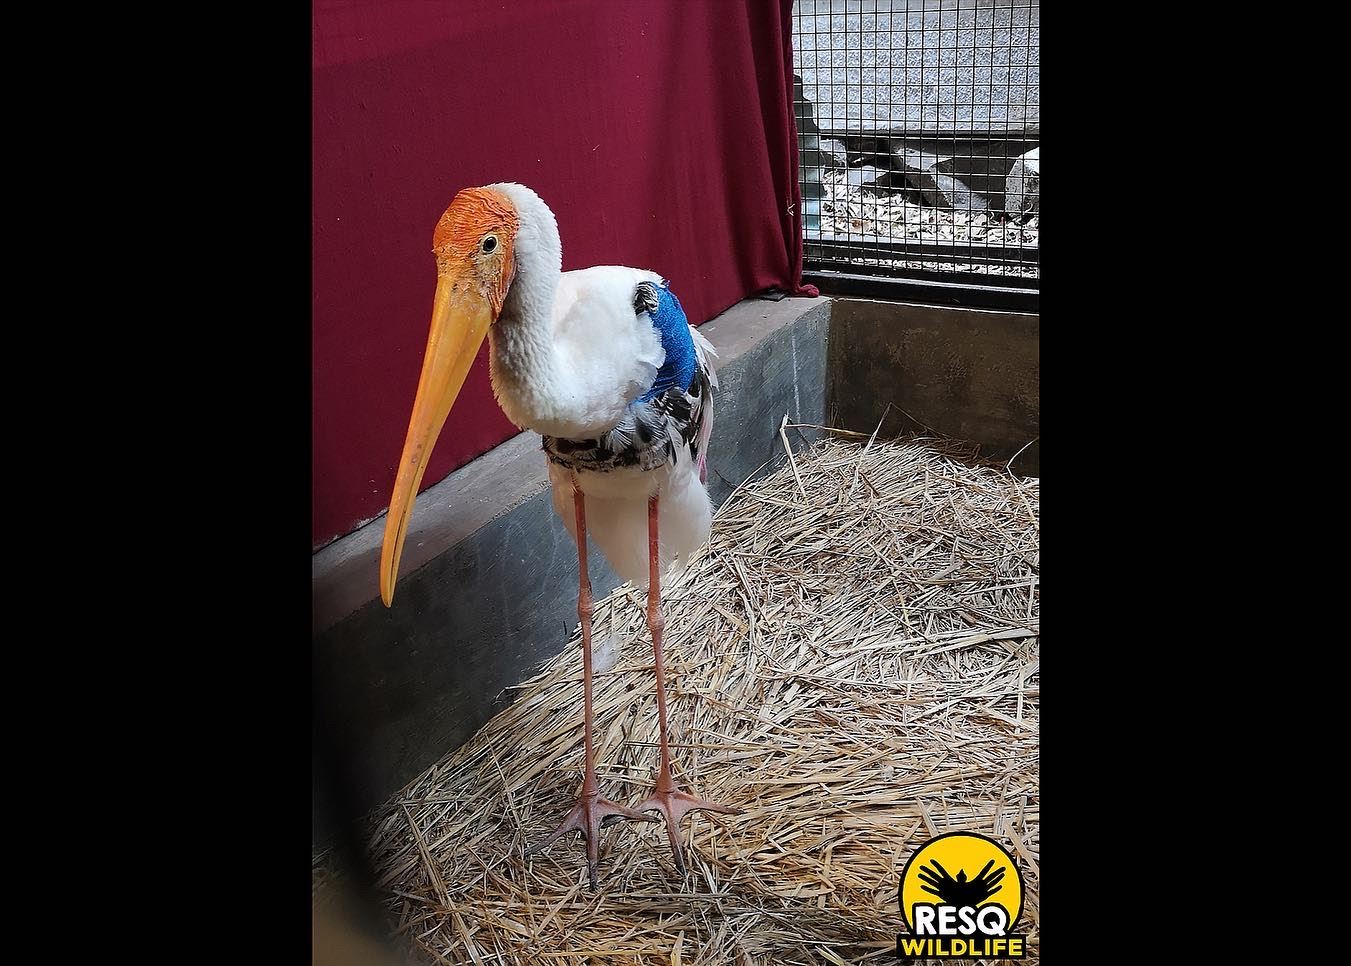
[312,0,814,547]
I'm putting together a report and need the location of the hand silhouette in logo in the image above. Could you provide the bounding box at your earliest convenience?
[917,857,1006,907]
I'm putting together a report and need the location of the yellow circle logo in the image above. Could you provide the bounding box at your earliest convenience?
[899,832,1023,937]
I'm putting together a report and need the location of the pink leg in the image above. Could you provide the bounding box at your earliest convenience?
[635,493,742,875]
[528,481,655,889]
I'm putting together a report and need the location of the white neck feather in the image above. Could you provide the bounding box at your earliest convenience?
[485,183,571,434]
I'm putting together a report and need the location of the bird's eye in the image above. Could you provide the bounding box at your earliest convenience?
[481,235,498,254]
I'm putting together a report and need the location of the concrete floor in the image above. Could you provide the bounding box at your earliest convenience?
[794,0,1040,131]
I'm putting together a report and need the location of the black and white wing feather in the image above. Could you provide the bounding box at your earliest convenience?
[543,279,716,477]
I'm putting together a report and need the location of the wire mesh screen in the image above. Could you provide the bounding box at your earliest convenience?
[794,0,1039,287]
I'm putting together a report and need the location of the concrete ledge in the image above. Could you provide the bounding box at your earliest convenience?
[827,298,1039,475]
[312,296,833,635]
[313,295,832,823]
[312,430,551,636]
[314,293,1042,835]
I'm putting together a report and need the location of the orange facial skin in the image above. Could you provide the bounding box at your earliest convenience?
[433,187,520,316]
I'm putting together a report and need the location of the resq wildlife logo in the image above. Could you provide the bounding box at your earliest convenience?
[896,831,1027,959]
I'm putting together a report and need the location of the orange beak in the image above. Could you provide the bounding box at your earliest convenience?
[379,268,494,606]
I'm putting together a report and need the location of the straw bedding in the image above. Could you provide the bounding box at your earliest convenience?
[341,432,1039,965]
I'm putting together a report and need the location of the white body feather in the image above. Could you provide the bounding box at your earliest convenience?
[492,265,667,439]
[484,183,717,586]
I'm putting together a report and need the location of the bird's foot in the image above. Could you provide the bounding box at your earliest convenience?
[635,779,742,876]
[526,792,656,890]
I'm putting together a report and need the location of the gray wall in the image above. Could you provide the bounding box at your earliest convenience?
[827,298,1038,474]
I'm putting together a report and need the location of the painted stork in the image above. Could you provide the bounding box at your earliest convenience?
[379,183,739,887]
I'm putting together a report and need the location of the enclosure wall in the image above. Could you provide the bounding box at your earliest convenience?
[794,0,1040,290]
[828,298,1038,474]
[313,295,1039,838]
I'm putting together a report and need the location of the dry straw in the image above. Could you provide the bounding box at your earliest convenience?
[322,433,1040,965]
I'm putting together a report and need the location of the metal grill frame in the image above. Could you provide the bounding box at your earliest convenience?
[794,0,1039,311]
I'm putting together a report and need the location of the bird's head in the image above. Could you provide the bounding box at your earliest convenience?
[431,186,522,316]
[378,186,523,607]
